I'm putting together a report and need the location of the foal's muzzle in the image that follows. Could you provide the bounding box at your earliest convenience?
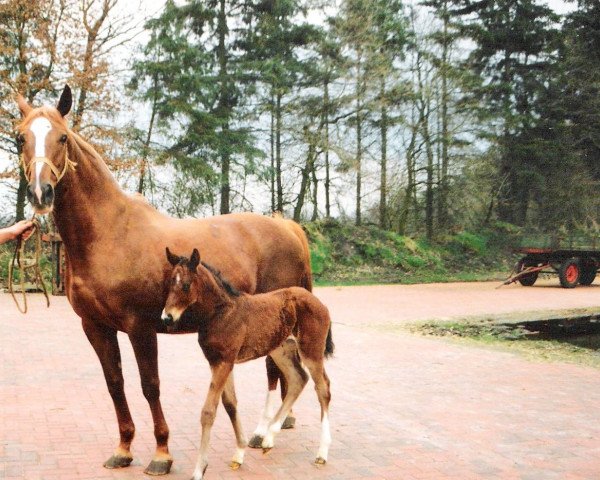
[27,181,54,213]
[162,312,174,327]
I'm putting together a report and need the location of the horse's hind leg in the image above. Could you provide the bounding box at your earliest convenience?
[129,328,172,475]
[301,357,332,465]
[221,371,247,470]
[261,339,309,452]
[192,362,234,480]
[82,319,135,469]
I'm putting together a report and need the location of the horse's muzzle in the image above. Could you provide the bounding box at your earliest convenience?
[27,182,54,213]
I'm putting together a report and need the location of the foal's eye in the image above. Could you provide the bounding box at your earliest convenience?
[16,134,25,146]
[182,283,190,293]
[59,134,67,144]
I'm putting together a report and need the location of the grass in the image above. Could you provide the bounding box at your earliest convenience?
[305,219,515,286]
[405,319,600,369]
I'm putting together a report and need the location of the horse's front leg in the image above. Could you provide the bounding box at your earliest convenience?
[192,362,234,480]
[128,327,173,475]
[82,318,135,469]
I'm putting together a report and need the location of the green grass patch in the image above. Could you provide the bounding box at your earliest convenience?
[305,219,514,285]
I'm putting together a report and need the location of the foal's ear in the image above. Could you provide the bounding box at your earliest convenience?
[189,248,200,271]
[17,94,32,117]
[166,247,180,267]
[57,85,72,117]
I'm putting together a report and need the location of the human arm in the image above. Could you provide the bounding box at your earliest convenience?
[0,220,34,245]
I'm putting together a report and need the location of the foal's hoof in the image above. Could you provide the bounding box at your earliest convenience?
[103,454,133,469]
[281,416,296,429]
[144,459,173,476]
[248,435,264,449]
[230,461,242,470]
[314,457,327,466]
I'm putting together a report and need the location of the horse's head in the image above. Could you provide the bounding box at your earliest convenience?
[161,247,202,328]
[16,85,73,215]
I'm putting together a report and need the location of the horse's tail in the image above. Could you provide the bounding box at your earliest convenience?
[287,219,313,292]
[324,324,335,359]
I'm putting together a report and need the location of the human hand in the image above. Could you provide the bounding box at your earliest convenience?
[7,220,34,241]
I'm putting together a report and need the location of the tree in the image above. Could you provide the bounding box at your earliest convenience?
[450,0,559,225]
[134,0,261,215]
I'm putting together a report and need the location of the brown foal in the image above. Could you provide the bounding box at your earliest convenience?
[162,248,334,480]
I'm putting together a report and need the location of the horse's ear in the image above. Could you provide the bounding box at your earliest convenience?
[17,95,32,117]
[189,248,200,271]
[57,85,72,117]
[166,247,179,267]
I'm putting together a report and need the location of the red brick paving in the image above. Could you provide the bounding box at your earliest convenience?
[1,285,600,480]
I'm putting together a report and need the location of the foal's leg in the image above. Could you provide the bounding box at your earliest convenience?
[221,372,247,470]
[82,319,135,469]
[261,340,309,452]
[300,356,332,465]
[192,362,234,480]
[129,328,173,475]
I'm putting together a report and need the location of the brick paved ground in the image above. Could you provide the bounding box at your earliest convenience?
[1,285,600,480]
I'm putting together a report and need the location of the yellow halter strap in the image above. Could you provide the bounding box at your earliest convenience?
[21,150,76,183]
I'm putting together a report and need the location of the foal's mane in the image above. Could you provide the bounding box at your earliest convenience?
[179,257,240,298]
[200,261,241,297]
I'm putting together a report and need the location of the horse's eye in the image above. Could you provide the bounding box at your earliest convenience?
[182,283,190,293]
[16,134,25,146]
[59,134,67,144]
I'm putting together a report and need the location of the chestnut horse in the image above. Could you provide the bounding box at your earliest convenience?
[15,86,313,475]
[162,248,333,480]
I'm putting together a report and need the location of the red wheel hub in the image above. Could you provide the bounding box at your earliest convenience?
[566,264,579,283]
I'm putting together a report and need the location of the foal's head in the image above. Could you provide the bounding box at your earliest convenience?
[16,85,73,215]
[161,247,202,327]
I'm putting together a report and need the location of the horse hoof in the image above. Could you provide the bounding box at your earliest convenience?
[230,461,242,470]
[315,457,327,466]
[248,435,264,449]
[103,454,133,469]
[262,447,272,455]
[144,459,173,476]
[281,416,296,429]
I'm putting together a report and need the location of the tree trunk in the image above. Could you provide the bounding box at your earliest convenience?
[138,77,158,195]
[275,92,283,212]
[379,75,388,229]
[217,0,230,214]
[323,78,331,218]
[293,133,316,222]
[16,165,27,221]
[355,55,363,227]
[270,93,275,213]
[437,0,450,231]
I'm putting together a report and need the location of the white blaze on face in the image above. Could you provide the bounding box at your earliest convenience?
[29,117,52,203]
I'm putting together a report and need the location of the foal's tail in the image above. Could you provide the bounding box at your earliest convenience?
[324,324,335,359]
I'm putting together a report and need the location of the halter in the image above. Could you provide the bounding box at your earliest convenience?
[21,148,77,184]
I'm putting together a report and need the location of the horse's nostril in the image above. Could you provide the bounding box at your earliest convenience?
[42,183,54,204]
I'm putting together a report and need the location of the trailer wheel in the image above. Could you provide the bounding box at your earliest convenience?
[559,258,581,288]
[516,258,538,287]
[580,264,597,286]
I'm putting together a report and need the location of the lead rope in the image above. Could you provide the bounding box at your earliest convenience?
[8,216,50,314]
